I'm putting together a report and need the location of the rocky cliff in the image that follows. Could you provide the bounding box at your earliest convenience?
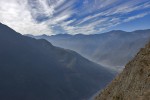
[95,42,150,100]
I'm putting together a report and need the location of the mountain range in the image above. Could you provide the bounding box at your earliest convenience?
[0,23,114,100]
[28,30,150,71]
[95,41,150,100]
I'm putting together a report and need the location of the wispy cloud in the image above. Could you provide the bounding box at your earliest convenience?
[124,12,150,22]
[0,0,150,35]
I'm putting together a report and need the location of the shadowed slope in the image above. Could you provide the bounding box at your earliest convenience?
[0,23,114,100]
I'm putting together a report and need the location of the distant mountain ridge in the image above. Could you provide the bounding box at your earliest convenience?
[95,41,150,100]
[0,23,114,100]
[28,29,150,71]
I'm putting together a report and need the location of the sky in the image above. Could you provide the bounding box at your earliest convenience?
[0,0,150,35]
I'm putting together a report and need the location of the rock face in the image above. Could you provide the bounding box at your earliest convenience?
[95,42,150,100]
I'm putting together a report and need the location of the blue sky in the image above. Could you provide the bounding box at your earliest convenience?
[0,0,150,35]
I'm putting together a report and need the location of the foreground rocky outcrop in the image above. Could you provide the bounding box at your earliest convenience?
[95,42,150,100]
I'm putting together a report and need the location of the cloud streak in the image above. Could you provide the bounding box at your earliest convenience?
[0,0,150,35]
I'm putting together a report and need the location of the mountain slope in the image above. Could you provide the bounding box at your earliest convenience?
[95,42,150,100]
[30,30,150,71]
[0,23,114,100]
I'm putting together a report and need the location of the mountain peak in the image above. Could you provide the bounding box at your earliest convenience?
[109,30,126,33]
[0,23,21,36]
[0,22,5,26]
[0,23,12,31]
[95,41,150,100]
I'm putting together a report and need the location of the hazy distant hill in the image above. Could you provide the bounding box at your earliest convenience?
[0,23,114,100]
[95,41,150,100]
[29,30,150,71]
